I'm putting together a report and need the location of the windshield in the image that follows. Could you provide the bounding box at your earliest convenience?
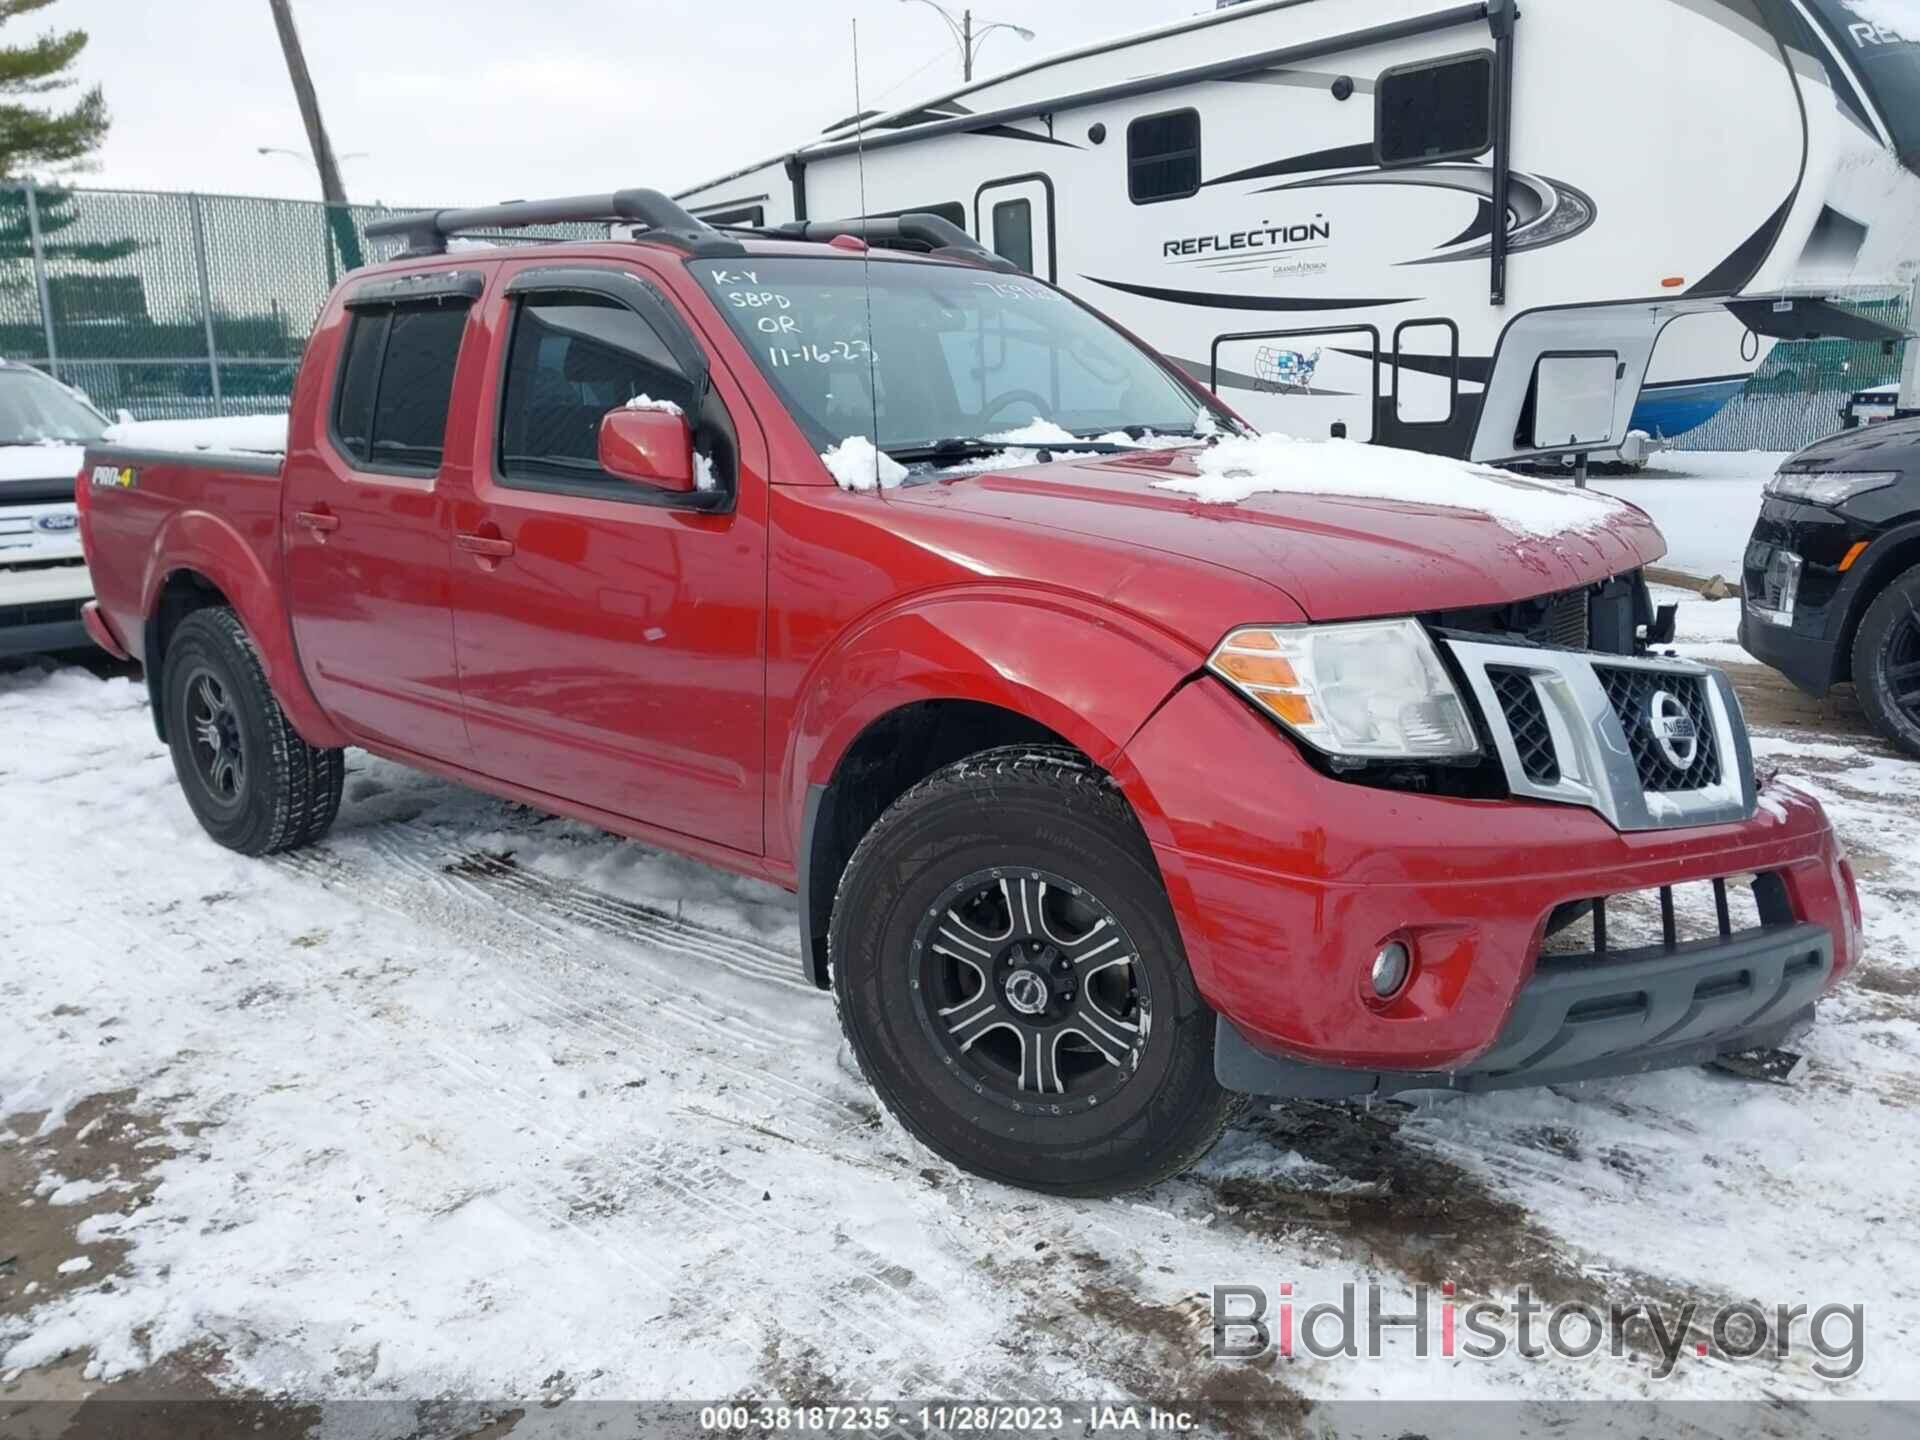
[0,369,109,445]
[689,256,1218,456]
[1804,0,1920,166]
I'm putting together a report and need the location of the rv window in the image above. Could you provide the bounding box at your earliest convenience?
[991,199,1035,273]
[1376,53,1493,167]
[1128,109,1201,204]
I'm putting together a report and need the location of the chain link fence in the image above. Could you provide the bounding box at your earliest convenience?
[0,182,1909,445]
[0,185,433,420]
[1666,288,1911,453]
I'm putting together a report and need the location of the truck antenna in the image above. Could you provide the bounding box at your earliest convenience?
[852,20,884,486]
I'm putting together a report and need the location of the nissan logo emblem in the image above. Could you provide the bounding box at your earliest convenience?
[1648,690,1700,770]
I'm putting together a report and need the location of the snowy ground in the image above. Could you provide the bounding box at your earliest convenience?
[4,605,1920,1426]
[1591,451,1785,584]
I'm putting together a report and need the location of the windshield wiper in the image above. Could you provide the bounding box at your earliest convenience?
[885,435,1146,467]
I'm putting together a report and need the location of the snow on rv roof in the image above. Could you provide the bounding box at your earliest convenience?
[677,0,1307,198]
[813,0,1303,141]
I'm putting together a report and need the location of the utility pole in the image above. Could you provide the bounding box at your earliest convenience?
[267,0,348,205]
[899,0,1033,85]
[265,0,363,268]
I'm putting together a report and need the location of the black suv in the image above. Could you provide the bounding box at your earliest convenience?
[1741,416,1920,753]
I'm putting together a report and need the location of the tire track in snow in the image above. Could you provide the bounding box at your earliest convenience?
[0,846,694,1299]
[8,830,1046,1406]
[272,838,854,1140]
[259,824,1078,1405]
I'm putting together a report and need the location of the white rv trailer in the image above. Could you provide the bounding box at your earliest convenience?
[677,0,1920,465]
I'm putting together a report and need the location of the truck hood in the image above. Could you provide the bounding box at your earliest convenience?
[1783,415,1920,475]
[0,441,86,505]
[887,444,1667,621]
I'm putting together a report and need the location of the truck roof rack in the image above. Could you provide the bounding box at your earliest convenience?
[365,188,747,260]
[760,214,1020,273]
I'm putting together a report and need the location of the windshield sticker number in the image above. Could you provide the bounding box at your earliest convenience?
[971,280,1060,303]
[767,339,875,368]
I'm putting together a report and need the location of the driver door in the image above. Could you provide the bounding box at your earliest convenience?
[448,261,769,855]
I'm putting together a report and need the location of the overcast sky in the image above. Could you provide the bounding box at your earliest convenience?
[50,0,1201,208]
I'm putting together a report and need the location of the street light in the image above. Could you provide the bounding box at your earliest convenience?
[258,146,368,163]
[897,0,1034,83]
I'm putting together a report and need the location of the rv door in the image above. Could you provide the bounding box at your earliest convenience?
[975,178,1055,281]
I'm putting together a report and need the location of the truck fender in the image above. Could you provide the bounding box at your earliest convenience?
[141,509,348,750]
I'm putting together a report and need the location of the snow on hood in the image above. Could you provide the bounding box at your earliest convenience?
[821,436,907,492]
[0,440,84,482]
[1152,433,1632,541]
[102,414,289,455]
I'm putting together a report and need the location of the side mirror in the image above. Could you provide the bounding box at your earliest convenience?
[115,408,135,426]
[598,406,695,493]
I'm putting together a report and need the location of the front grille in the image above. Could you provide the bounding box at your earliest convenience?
[1447,635,1753,832]
[1537,590,1590,651]
[1488,667,1559,783]
[1594,666,1722,792]
[1435,584,1595,651]
[0,598,84,630]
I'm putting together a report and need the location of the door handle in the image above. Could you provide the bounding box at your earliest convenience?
[293,509,340,535]
[456,531,515,560]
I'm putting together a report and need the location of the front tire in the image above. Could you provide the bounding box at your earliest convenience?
[162,608,345,855]
[1852,564,1920,759]
[830,747,1235,1196]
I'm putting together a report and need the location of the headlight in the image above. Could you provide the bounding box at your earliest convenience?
[1764,470,1898,506]
[1209,619,1480,761]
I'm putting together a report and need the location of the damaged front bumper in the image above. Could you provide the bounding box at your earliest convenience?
[1216,913,1831,1100]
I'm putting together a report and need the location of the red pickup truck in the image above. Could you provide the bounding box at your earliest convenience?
[77,190,1860,1196]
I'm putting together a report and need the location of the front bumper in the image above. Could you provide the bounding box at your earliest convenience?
[1118,677,1856,1078]
[1737,497,1879,696]
[0,562,93,658]
[1217,923,1829,1099]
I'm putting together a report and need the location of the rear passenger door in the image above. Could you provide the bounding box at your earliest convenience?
[283,269,485,761]
[447,261,769,854]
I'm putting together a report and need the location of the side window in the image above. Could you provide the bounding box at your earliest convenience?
[1376,53,1493,166]
[332,300,469,471]
[1128,109,1201,204]
[991,199,1034,273]
[498,289,693,488]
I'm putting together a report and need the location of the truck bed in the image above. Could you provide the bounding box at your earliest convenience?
[80,445,286,669]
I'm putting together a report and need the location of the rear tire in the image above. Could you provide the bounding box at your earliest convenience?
[162,608,344,855]
[1852,565,1920,759]
[830,746,1235,1196]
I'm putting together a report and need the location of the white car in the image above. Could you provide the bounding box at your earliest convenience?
[0,361,111,659]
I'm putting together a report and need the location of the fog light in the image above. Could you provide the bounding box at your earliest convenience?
[1746,549,1802,628]
[1370,941,1412,999]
